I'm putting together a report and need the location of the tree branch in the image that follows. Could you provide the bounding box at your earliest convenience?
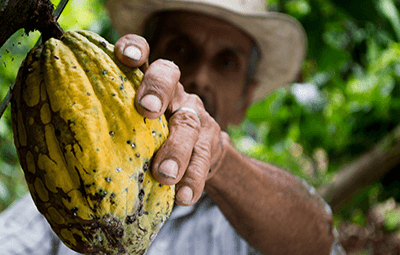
[319,125,400,213]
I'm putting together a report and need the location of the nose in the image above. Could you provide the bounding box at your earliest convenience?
[180,63,217,118]
[182,62,212,95]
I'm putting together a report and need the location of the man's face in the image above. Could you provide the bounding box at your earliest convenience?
[148,12,258,130]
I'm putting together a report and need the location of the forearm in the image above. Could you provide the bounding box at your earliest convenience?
[205,139,335,255]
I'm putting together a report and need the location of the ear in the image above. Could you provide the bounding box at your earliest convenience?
[230,79,259,125]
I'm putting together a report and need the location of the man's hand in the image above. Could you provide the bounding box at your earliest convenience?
[115,34,226,206]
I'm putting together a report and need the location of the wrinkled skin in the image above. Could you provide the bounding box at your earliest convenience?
[114,12,335,255]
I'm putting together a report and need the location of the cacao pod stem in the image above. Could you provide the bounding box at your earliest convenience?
[0,0,68,119]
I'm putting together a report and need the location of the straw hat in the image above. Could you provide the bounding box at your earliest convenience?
[105,0,307,103]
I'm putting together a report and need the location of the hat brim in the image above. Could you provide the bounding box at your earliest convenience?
[106,0,307,103]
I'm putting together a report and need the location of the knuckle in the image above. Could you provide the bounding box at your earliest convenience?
[187,94,204,108]
[183,162,207,187]
[154,59,181,76]
[170,111,201,132]
[166,137,195,158]
[146,61,180,90]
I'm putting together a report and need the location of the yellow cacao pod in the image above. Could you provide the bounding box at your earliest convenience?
[11,30,174,255]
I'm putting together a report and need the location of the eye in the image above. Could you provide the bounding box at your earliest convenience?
[214,50,240,72]
[163,37,195,65]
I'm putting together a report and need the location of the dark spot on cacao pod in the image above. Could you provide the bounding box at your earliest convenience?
[138,172,144,183]
[138,189,145,201]
[143,211,149,215]
[72,66,77,69]
[54,56,59,60]
[109,131,114,135]
[90,189,107,204]
[119,84,124,90]
[136,153,140,158]
[138,225,147,233]
[86,69,90,73]
[143,161,149,172]
[102,70,107,75]
[92,204,98,212]
[105,177,112,183]
[110,193,116,199]
[159,184,162,187]
[99,189,107,196]
[126,140,131,144]
[156,202,160,206]
[111,93,116,96]
[125,215,136,224]
[100,41,107,47]
[118,247,127,254]
[116,167,121,172]
[71,207,78,217]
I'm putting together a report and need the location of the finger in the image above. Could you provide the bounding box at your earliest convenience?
[114,34,150,68]
[175,133,212,206]
[135,59,181,119]
[151,104,202,185]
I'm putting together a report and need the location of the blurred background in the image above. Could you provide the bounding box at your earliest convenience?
[2,0,400,254]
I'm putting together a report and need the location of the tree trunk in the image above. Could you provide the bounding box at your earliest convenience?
[318,125,400,213]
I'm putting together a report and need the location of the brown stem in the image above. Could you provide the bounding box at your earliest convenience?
[0,0,63,48]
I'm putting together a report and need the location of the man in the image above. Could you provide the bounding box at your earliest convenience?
[0,0,345,254]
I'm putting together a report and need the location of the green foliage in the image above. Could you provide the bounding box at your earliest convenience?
[229,0,400,224]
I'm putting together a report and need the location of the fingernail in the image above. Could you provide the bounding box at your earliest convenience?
[158,159,178,179]
[177,186,193,205]
[139,94,162,113]
[123,45,141,61]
